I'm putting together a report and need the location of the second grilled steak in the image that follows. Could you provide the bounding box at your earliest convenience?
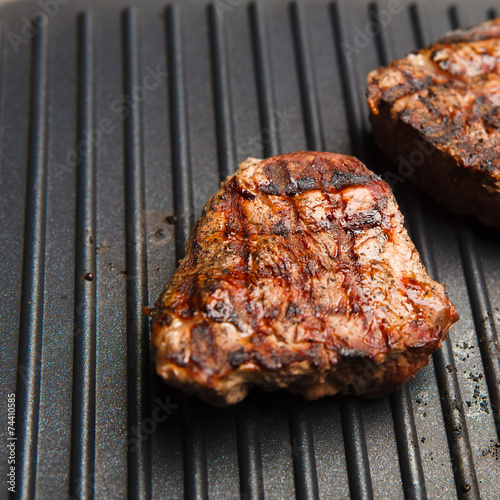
[150,152,458,405]
[367,18,500,229]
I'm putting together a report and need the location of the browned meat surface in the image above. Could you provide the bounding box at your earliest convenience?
[150,152,458,406]
[367,18,500,229]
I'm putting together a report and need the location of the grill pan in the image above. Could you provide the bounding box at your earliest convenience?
[0,0,499,498]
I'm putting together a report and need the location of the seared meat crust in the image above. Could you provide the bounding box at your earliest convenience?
[367,18,500,229]
[151,152,458,405]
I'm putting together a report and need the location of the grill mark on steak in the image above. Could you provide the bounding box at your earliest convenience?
[151,152,458,405]
[328,170,374,189]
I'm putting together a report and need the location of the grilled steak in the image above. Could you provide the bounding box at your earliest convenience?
[367,18,500,229]
[150,152,458,406]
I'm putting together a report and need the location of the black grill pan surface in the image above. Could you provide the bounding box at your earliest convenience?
[0,0,499,498]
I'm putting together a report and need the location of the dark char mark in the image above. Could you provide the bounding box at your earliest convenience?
[228,348,251,368]
[285,181,299,195]
[297,176,316,191]
[241,190,256,200]
[202,300,239,324]
[190,322,217,371]
[263,158,290,189]
[284,176,316,195]
[341,210,382,231]
[156,313,172,327]
[327,171,373,189]
[272,221,290,236]
[260,181,280,195]
[286,302,302,318]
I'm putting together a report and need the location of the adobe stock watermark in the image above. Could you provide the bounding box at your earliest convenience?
[382,137,435,191]
[284,437,305,459]
[6,393,16,494]
[340,0,407,61]
[51,64,167,179]
[240,472,265,500]
[128,396,179,453]
[213,0,244,20]
[6,0,72,54]
[237,107,298,156]
[69,469,96,500]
